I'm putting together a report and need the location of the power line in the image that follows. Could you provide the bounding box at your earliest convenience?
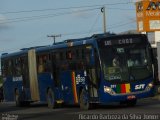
[63,20,136,36]
[0,7,135,24]
[108,21,136,30]
[0,36,47,53]
[88,12,101,35]
[0,8,99,24]
[5,7,99,21]
[1,1,134,14]
[1,7,135,24]
[0,3,135,24]
[107,7,135,11]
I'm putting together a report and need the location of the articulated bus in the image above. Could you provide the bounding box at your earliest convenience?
[1,34,155,109]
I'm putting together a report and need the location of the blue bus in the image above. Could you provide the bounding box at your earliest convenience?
[1,34,155,109]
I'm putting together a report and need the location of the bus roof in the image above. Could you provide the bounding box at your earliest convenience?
[92,33,146,40]
[1,33,147,59]
[1,36,95,58]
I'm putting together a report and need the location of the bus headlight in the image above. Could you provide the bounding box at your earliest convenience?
[145,83,153,91]
[104,86,116,95]
[148,83,153,88]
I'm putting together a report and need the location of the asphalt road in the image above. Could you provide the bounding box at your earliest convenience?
[0,96,160,120]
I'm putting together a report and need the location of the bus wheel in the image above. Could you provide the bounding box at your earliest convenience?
[15,90,22,107]
[126,99,137,107]
[47,89,56,109]
[80,89,90,110]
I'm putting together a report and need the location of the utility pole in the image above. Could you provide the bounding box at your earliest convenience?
[101,6,106,33]
[47,34,61,45]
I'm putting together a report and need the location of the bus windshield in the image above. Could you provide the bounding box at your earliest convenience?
[100,44,153,82]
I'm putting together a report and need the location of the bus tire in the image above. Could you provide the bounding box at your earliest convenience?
[126,99,137,107]
[80,89,90,110]
[47,89,56,109]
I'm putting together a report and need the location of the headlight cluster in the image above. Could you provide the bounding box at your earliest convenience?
[145,83,153,91]
[104,86,116,95]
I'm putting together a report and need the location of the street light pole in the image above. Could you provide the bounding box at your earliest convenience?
[101,6,107,33]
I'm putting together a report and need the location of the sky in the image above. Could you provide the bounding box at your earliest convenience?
[0,0,137,54]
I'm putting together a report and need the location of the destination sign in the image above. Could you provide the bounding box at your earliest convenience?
[104,38,133,46]
[98,37,145,47]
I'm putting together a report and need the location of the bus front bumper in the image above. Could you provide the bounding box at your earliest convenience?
[99,88,154,104]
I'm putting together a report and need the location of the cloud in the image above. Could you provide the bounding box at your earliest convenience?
[0,37,13,42]
[0,14,9,29]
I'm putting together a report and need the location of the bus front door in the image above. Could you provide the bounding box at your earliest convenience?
[86,47,99,100]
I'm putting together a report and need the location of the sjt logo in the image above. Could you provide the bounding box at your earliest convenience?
[135,84,145,90]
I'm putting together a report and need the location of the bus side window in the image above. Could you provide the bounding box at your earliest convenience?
[59,51,68,71]
[76,49,80,59]
[44,55,51,72]
[76,48,85,70]
[76,49,83,70]
[60,52,64,61]
[66,50,76,70]
[3,59,14,76]
[84,48,91,68]
[37,54,51,73]
[21,56,30,88]
[82,49,85,60]
[38,57,44,73]
[14,58,22,76]
[8,60,13,76]
[66,50,73,60]
[52,52,60,87]
[80,47,91,69]
[1,60,7,77]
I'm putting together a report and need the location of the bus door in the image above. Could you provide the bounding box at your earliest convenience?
[58,50,75,103]
[51,52,63,100]
[59,71,74,103]
[86,46,99,99]
[21,56,30,89]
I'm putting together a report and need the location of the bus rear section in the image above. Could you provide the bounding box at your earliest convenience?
[1,51,31,105]
[97,34,154,105]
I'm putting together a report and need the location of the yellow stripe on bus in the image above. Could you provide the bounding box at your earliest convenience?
[72,71,78,104]
[125,84,131,93]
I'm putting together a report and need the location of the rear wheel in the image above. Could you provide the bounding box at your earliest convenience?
[80,89,90,110]
[47,89,56,109]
